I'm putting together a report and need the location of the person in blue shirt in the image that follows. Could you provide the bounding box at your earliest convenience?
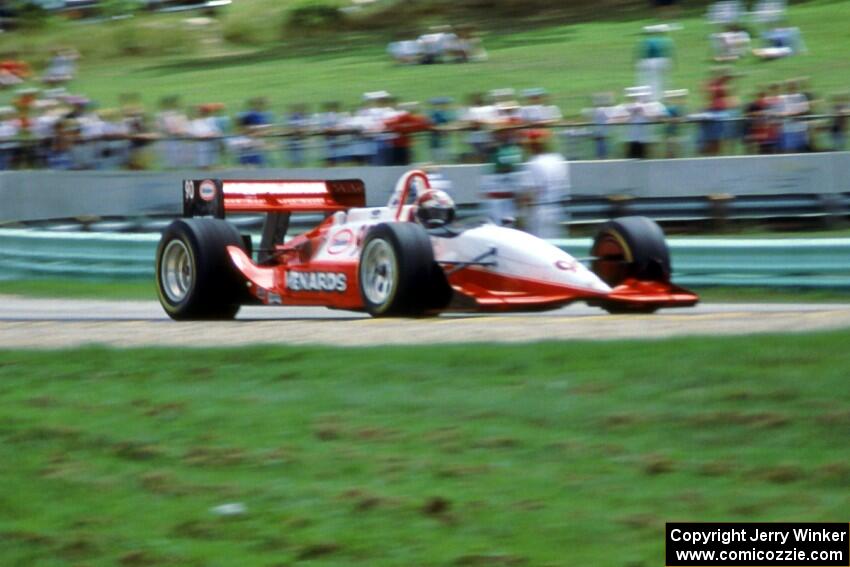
[427,96,455,164]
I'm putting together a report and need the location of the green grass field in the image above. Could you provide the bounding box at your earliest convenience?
[2,1,849,115]
[1,333,849,565]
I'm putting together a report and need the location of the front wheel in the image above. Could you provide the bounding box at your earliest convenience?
[358,223,451,317]
[590,216,671,315]
[590,216,672,287]
[156,218,248,320]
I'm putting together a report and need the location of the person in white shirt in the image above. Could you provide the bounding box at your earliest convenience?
[0,106,19,169]
[622,86,668,159]
[314,101,349,166]
[461,92,498,161]
[519,129,569,239]
[156,96,190,169]
[189,104,222,169]
[519,88,562,125]
[775,79,810,153]
[387,39,423,65]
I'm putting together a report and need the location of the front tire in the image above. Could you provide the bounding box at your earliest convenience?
[156,218,248,320]
[590,216,671,287]
[590,216,671,315]
[358,223,450,317]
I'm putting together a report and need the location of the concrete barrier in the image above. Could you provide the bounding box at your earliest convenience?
[2,152,848,223]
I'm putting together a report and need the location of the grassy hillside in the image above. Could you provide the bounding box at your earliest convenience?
[1,332,850,565]
[1,0,848,115]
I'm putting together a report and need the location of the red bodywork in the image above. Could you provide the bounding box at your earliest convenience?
[206,173,698,313]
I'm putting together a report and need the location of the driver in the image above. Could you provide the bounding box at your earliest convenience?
[414,189,456,228]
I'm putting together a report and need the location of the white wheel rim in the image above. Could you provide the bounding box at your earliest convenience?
[361,239,396,306]
[160,239,193,304]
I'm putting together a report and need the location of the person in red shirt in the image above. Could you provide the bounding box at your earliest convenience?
[383,103,431,166]
[702,68,738,155]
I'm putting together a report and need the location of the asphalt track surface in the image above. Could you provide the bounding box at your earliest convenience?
[2,294,850,348]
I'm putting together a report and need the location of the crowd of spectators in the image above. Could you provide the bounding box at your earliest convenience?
[1,80,847,171]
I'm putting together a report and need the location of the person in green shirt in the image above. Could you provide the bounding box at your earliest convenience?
[636,27,675,102]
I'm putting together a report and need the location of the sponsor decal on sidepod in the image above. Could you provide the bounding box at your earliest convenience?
[327,229,354,255]
[286,271,347,292]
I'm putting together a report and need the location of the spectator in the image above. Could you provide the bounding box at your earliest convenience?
[753,24,806,60]
[588,92,625,160]
[235,97,273,167]
[122,94,154,170]
[662,89,689,158]
[387,38,424,65]
[419,27,458,64]
[285,103,312,167]
[357,91,397,165]
[480,125,524,225]
[623,86,667,159]
[0,56,31,88]
[701,67,737,156]
[188,104,222,170]
[706,1,744,26]
[711,24,751,62]
[65,96,101,169]
[46,116,75,170]
[519,88,562,125]
[155,95,190,169]
[491,88,522,122]
[635,26,675,102]
[427,97,455,164]
[0,106,18,169]
[98,108,132,170]
[743,88,779,155]
[830,94,848,152]
[519,129,569,238]
[776,79,810,153]
[461,92,497,161]
[384,102,431,166]
[42,48,79,86]
[314,101,348,166]
[452,25,487,63]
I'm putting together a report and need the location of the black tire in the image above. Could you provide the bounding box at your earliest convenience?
[156,218,248,320]
[590,216,672,287]
[358,223,451,317]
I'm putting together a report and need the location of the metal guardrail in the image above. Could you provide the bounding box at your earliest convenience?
[2,228,849,288]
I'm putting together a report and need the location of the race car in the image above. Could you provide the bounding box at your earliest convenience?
[155,169,698,319]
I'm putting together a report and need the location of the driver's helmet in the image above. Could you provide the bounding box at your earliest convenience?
[414,189,456,228]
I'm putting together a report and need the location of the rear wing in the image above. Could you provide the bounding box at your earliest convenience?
[183,178,366,218]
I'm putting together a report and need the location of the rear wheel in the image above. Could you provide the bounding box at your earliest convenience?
[590,216,672,315]
[156,218,248,320]
[358,223,451,317]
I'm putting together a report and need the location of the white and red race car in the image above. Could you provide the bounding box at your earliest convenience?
[155,170,698,319]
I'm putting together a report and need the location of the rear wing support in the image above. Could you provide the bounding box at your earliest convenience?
[257,212,290,264]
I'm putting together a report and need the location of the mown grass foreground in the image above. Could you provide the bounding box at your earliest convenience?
[2,334,849,566]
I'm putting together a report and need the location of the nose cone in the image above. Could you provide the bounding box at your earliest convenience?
[434,224,611,294]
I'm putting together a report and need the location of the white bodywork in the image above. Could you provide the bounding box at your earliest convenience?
[311,198,611,296]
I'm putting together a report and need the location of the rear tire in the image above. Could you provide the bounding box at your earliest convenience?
[156,218,248,320]
[358,223,451,317]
